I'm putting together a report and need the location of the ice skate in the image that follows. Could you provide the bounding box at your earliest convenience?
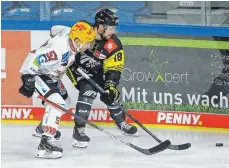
[116,121,139,137]
[72,126,90,148]
[36,135,63,159]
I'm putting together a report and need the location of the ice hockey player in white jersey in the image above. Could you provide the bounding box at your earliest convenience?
[19,21,95,159]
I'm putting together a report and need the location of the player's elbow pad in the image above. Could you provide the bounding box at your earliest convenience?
[105,70,121,86]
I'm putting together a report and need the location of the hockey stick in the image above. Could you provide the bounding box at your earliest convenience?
[77,68,191,151]
[34,92,171,155]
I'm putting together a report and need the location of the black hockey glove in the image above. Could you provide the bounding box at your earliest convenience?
[100,82,120,105]
[19,74,35,98]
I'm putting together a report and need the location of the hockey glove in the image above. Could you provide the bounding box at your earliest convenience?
[100,82,119,105]
[19,74,35,98]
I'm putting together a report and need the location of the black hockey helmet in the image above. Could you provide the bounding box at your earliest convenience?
[95,9,118,27]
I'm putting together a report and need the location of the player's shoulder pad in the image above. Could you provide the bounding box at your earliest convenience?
[50,25,70,37]
[44,36,70,61]
[104,34,123,55]
[51,36,69,51]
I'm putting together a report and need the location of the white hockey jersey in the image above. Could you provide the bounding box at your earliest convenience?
[20,26,75,81]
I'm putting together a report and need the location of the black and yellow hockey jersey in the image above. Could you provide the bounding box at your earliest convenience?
[66,34,125,87]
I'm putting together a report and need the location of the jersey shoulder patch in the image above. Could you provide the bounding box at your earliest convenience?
[104,38,118,54]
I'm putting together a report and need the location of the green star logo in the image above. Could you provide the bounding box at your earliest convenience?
[148,48,168,82]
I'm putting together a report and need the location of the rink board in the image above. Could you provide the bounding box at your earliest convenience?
[1,106,229,130]
[1,30,229,131]
[2,30,229,108]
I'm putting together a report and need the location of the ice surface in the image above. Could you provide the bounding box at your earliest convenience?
[1,124,229,168]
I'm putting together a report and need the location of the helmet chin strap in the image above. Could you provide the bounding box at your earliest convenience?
[76,43,83,52]
[72,40,83,52]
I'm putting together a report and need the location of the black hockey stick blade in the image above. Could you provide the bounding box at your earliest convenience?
[125,111,191,151]
[169,143,191,150]
[148,140,171,155]
[130,140,171,155]
[35,93,171,155]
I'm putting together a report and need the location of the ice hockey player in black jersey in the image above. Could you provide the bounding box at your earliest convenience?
[66,9,139,148]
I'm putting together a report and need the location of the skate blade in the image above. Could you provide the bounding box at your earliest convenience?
[36,150,62,159]
[116,126,139,137]
[72,140,89,148]
[123,131,139,137]
[32,132,42,138]
[117,129,139,137]
[32,133,60,141]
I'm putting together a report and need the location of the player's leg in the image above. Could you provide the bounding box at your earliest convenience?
[72,79,97,148]
[106,102,138,136]
[33,120,62,140]
[34,75,65,159]
[98,75,138,136]
[32,79,66,140]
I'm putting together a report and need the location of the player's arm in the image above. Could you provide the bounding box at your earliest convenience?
[19,43,61,98]
[101,38,125,104]
[103,49,124,85]
[103,37,124,84]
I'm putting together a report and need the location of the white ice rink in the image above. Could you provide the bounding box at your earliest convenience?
[1,124,229,168]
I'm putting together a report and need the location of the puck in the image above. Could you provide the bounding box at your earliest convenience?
[216,143,223,147]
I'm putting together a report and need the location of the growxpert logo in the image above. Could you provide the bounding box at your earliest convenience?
[148,48,168,83]
[122,49,189,84]
[157,112,202,126]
